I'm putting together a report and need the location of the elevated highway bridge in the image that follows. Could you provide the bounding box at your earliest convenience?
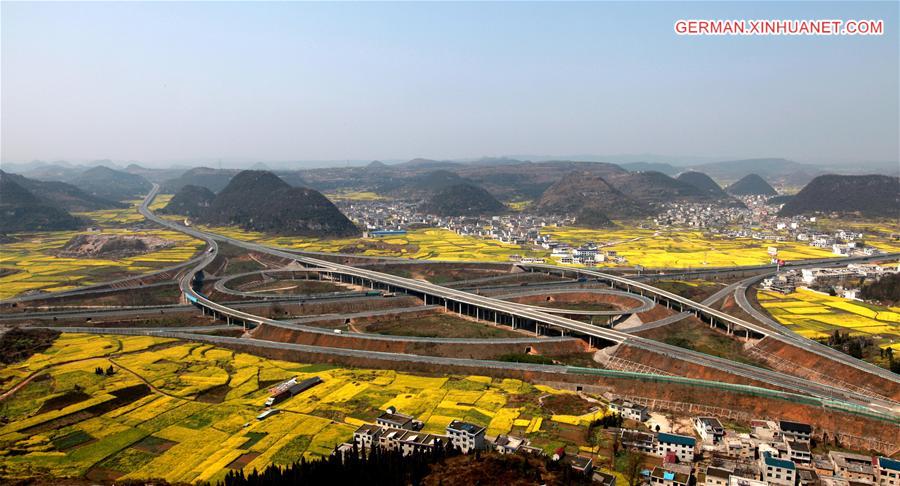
[135,184,900,416]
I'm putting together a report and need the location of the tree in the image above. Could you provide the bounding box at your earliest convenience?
[610,434,620,469]
[655,424,661,432]
[623,451,646,486]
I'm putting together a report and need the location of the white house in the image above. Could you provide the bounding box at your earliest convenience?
[656,432,696,463]
[610,398,650,422]
[761,452,796,486]
[446,420,485,453]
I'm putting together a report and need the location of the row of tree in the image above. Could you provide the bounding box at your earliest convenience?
[220,443,594,486]
[860,273,900,306]
[222,442,459,485]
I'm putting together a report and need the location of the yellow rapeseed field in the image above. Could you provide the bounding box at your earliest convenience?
[0,227,203,299]
[758,288,900,349]
[542,226,836,269]
[0,334,606,483]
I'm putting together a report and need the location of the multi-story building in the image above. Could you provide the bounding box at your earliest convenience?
[446,420,485,453]
[876,457,900,486]
[399,431,446,456]
[656,432,696,463]
[786,440,812,464]
[377,427,412,452]
[761,452,797,486]
[376,409,417,430]
[694,416,726,444]
[797,468,820,486]
[621,429,656,454]
[729,475,767,486]
[829,451,875,483]
[563,455,594,475]
[610,398,650,422]
[706,466,731,486]
[779,421,813,443]
[651,464,693,486]
[751,420,781,442]
[721,437,755,461]
[494,435,528,455]
[353,423,383,450]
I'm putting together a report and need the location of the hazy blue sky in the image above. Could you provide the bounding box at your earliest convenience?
[2,1,897,165]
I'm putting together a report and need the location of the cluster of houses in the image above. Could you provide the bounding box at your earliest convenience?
[655,203,748,229]
[341,197,573,247]
[611,400,899,486]
[336,407,598,476]
[762,263,899,297]
[548,242,628,266]
[328,391,900,486]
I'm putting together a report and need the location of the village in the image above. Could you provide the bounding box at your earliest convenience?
[254,382,898,486]
[337,196,889,268]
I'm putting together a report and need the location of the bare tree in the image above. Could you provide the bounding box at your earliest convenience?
[624,450,646,486]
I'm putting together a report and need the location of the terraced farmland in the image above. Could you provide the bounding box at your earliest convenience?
[758,288,900,349]
[0,334,608,483]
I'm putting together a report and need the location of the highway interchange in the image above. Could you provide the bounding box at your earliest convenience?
[5,184,898,423]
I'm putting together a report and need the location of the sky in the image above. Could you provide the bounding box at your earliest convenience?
[1,1,898,167]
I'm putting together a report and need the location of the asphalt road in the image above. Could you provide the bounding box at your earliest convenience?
[132,185,900,414]
[37,325,898,425]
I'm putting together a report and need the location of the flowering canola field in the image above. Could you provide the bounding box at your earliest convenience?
[0,197,203,299]
[0,334,603,483]
[758,288,900,349]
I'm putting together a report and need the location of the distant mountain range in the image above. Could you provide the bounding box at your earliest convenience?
[0,172,82,232]
[778,175,899,218]
[69,166,153,202]
[6,157,897,229]
[160,167,309,194]
[161,167,242,193]
[1,171,125,212]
